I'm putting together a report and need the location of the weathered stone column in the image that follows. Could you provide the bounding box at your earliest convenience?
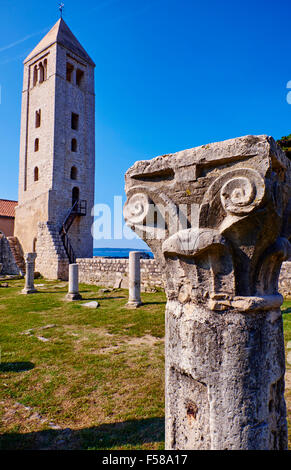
[127,251,142,308]
[22,253,37,294]
[66,263,82,301]
[124,135,291,450]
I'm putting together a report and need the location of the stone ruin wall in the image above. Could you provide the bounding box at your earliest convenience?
[77,256,290,296]
[279,261,291,298]
[77,257,164,292]
[0,233,20,276]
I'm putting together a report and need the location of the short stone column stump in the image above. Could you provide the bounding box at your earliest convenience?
[126,251,142,308]
[66,263,82,301]
[22,253,37,295]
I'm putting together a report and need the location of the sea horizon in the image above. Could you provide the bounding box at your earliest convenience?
[93,247,154,258]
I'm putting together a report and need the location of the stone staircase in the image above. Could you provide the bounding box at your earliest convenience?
[35,222,70,280]
[7,236,26,274]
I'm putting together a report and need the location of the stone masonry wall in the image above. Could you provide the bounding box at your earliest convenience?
[279,261,291,298]
[77,257,164,292]
[77,256,290,296]
[0,233,20,275]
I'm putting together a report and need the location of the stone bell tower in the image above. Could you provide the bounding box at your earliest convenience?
[14,18,95,279]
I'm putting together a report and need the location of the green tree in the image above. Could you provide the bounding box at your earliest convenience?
[277,134,291,159]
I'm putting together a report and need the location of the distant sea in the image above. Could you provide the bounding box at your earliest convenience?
[93,248,154,259]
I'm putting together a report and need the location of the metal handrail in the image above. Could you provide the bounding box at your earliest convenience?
[60,200,87,234]
[62,200,79,232]
[72,199,87,215]
[59,199,87,263]
[61,232,76,263]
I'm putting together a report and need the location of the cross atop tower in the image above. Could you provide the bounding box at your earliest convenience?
[59,2,64,18]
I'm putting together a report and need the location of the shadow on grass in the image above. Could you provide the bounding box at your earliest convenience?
[0,417,164,450]
[282,307,291,314]
[79,296,127,301]
[0,362,34,372]
[142,302,167,306]
[35,290,92,295]
[33,291,67,295]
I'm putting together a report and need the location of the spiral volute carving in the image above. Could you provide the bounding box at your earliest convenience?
[220,169,265,216]
[123,192,150,226]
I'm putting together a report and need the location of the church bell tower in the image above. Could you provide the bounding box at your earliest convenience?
[14,18,95,279]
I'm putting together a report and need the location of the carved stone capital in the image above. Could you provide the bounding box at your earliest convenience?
[124,135,291,313]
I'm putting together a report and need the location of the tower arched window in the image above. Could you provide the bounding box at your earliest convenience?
[71,113,79,130]
[76,69,84,88]
[33,65,38,86]
[34,167,39,182]
[39,62,44,83]
[71,138,77,152]
[66,62,74,82]
[34,138,39,152]
[43,59,48,80]
[70,166,78,180]
[35,109,41,128]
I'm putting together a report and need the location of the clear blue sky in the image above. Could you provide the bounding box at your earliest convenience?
[0,0,291,249]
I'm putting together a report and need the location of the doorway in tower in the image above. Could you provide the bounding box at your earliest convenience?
[72,187,79,208]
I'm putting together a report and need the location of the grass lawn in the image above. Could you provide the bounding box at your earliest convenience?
[0,278,290,450]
